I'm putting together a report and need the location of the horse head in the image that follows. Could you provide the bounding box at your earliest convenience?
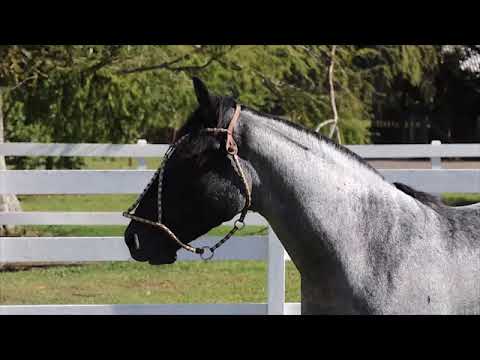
[123,78,251,264]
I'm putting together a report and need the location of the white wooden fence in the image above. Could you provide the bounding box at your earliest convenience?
[0,140,479,315]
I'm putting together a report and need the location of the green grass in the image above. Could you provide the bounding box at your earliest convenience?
[52,156,165,170]
[441,193,480,206]
[18,194,137,212]
[83,157,163,170]
[0,261,301,304]
[16,225,267,237]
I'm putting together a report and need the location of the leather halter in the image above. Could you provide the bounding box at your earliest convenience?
[123,104,251,260]
[226,104,241,155]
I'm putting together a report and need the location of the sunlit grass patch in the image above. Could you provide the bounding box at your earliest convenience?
[0,261,300,305]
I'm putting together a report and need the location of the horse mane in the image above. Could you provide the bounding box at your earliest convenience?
[393,182,446,209]
[243,104,451,212]
[168,96,239,165]
[176,95,385,179]
[176,95,450,212]
[174,95,237,142]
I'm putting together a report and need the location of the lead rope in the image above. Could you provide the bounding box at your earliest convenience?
[123,134,202,254]
[123,133,188,222]
[123,105,251,260]
[199,149,251,260]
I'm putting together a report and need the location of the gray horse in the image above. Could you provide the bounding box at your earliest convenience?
[124,78,480,314]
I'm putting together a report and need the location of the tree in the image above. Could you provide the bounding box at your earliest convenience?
[0,45,63,234]
[351,45,441,143]
[363,45,480,143]
[4,45,236,170]
[4,45,471,173]
[428,46,480,142]
[179,45,374,144]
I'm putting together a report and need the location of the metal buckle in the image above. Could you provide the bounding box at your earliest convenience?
[200,246,215,261]
[234,220,245,230]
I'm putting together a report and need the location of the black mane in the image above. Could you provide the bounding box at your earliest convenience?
[239,105,450,211]
[177,95,381,179]
[393,182,446,209]
[174,95,237,142]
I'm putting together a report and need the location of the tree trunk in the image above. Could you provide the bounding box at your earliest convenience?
[315,45,342,144]
[0,89,22,236]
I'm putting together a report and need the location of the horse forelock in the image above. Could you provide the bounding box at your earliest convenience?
[175,95,237,141]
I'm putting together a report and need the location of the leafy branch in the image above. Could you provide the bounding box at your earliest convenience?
[117,46,231,75]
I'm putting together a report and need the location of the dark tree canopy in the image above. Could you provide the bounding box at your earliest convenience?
[1,45,479,169]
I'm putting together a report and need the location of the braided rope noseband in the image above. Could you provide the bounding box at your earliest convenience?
[123,104,251,261]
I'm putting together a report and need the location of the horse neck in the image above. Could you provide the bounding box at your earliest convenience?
[236,110,421,274]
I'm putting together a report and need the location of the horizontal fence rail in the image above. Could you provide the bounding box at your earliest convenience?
[0,235,268,263]
[347,143,480,159]
[1,169,479,194]
[0,304,268,315]
[1,142,480,159]
[0,211,268,226]
[382,169,480,193]
[0,170,152,194]
[0,142,169,157]
[0,303,301,315]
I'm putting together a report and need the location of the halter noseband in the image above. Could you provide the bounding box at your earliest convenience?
[123,104,251,261]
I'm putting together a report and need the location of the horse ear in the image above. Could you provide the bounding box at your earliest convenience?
[193,77,212,108]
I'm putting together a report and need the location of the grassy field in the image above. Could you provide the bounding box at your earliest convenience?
[1,157,479,306]
[0,261,301,304]
[441,193,480,206]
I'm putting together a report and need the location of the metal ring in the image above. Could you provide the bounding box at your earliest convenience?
[234,220,245,230]
[200,246,215,261]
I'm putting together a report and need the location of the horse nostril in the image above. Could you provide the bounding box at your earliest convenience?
[133,233,140,250]
[125,231,140,251]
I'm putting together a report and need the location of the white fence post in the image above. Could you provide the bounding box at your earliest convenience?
[0,230,4,267]
[267,226,285,315]
[431,140,442,169]
[137,139,147,170]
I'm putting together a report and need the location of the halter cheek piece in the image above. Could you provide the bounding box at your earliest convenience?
[123,104,251,261]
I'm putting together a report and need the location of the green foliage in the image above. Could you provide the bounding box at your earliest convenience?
[2,45,466,169]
